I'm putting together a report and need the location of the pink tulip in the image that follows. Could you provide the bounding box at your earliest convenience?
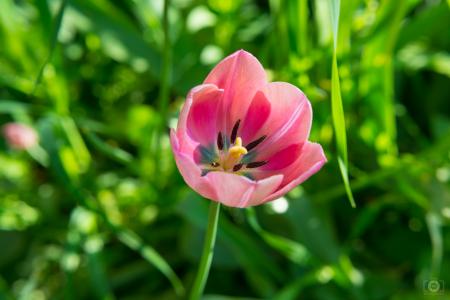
[171,50,326,207]
[2,123,38,150]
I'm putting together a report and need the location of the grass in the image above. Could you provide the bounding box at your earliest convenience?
[0,0,449,299]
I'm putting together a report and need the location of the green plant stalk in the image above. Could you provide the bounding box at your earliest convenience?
[155,0,172,177]
[158,0,172,118]
[189,201,221,300]
[296,0,308,56]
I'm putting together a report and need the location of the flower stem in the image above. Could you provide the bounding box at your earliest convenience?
[189,201,221,300]
[155,0,171,177]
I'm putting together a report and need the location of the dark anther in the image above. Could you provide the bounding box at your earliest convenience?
[246,161,267,168]
[217,132,224,150]
[230,119,241,144]
[211,162,220,167]
[233,163,243,172]
[245,135,267,151]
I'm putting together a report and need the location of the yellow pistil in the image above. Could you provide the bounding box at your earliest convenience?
[222,137,247,171]
[229,137,247,158]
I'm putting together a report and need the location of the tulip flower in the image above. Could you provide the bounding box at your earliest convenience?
[171,50,326,208]
[2,123,38,150]
[172,50,327,300]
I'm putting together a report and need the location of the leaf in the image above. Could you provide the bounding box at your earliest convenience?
[328,0,340,49]
[0,100,30,115]
[116,228,185,296]
[286,196,341,264]
[327,0,355,207]
[83,130,134,165]
[246,208,310,265]
[286,0,309,56]
[59,117,91,173]
[396,1,449,50]
[337,156,355,207]
[33,0,68,94]
[272,270,318,300]
[86,251,115,300]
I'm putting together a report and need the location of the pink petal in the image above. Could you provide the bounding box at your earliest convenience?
[205,172,283,208]
[2,123,38,149]
[172,128,283,208]
[171,51,326,209]
[261,143,303,171]
[205,172,255,207]
[176,84,223,147]
[204,50,267,135]
[252,82,312,157]
[263,142,327,203]
[240,91,271,143]
[246,174,283,207]
[170,130,217,200]
[186,87,223,146]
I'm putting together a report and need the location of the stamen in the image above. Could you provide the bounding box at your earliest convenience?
[246,135,266,151]
[230,119,241,144]
[228,137,248,158]
[233,163,243,172]
[211,162,219,167]
[246,161,267,168]
[222,136,248,171]
[217,132,224,150]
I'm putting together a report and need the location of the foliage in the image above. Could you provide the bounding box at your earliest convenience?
[0,0,449,299]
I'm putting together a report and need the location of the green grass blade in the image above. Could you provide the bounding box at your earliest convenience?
[246,208,310,265]
[331,54,348,165]
[32,0,68,94]
[86,251,115,300]
[0,100,29,115]
[296,0,309,56]
[155,0,172,177]
[116,229,185,296]
[60,117,91,172]
[328,0,355,207]
[84,131,134,165]
[328,0,339,49]
[272,270,318,300]
[426,213,443,278]
[157,0,172,121]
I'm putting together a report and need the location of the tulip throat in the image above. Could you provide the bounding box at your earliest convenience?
[201,120,268,176]
[222,137,247,171]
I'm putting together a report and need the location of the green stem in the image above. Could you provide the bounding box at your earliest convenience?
[189,201,221,300]
[158,0,171,120]
[154,0,171,178]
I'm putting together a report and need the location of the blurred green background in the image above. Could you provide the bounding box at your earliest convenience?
[1,0,449,299]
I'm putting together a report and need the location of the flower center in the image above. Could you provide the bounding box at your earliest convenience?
[222,137,247,171]
[200,119,268,176]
